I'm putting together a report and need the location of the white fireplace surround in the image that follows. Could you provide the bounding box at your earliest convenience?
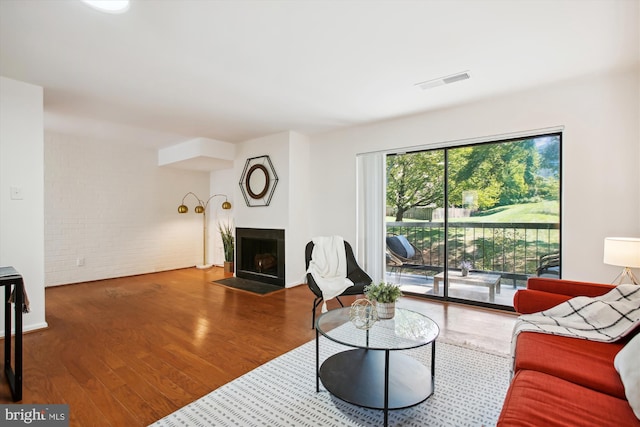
[208,131,311,288]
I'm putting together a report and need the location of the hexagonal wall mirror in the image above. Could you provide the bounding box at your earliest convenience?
[239,155,278,207]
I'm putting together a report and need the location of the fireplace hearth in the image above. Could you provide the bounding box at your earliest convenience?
[236,228,285,286]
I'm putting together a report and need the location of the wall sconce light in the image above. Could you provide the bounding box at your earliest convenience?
[178,192,232,269]
[603,237,640,285]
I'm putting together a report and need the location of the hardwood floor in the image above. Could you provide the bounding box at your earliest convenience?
[0,267,517,426]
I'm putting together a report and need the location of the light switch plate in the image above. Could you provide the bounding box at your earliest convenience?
[10,186,23,200]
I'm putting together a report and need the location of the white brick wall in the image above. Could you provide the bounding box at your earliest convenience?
[44,132,210,286]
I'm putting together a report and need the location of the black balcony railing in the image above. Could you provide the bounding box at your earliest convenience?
[386,221,560,286]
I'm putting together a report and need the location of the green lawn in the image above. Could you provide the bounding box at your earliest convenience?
[387,201,559,224]
[455,201,559,223]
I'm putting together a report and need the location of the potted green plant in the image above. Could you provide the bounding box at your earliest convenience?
[364,282,403,319]
[218,221,234,273]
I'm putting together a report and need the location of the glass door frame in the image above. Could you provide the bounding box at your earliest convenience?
[385,131,562,312]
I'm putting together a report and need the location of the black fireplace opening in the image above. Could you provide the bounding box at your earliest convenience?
[236,228,285,286]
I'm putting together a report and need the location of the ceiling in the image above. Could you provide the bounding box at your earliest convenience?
[1,0,638,149]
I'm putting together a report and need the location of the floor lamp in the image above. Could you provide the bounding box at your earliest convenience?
[178,192,232,269]
[603,237,640,285]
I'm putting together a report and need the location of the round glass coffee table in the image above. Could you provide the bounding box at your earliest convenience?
[315,307,440,426]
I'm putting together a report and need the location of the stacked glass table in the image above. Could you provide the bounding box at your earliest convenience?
[316,307,439,426]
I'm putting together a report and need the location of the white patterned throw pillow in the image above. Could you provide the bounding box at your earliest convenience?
[615,332,640,420]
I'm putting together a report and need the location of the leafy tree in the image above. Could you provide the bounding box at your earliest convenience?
[386,151,444,221]
[500,139,539,204]
[387,136,559,220]
[450,140,539,209]
[448,145,502,209]
[539,136,560,178]
[533,136,560,201]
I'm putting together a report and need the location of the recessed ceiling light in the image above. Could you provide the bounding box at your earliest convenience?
[81,0,130,14]
[415,71,471,91]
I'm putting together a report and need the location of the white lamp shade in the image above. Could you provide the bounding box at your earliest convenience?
[603,237,640,268]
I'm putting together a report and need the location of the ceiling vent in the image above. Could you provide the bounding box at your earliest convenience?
[81,0,130,14]
[415,71,471,91]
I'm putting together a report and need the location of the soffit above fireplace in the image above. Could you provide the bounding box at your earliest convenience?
[158,137,235,172]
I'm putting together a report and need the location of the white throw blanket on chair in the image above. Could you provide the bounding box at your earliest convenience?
[307,236,354,312]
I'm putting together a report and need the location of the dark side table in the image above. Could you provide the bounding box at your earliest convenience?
[0,266,23,401]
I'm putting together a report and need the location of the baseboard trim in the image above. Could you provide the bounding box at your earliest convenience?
[0,321,49,338]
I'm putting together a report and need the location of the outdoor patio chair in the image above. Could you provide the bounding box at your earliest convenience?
[386,234,425,266]
[305,240,372,329]
[536,252,560,278]
[386,249,404,275]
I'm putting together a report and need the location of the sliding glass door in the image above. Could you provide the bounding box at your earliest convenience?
[386,150,446,295]
[384,133,561,309]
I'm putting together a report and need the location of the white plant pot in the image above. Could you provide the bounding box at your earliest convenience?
[375,301,396,319]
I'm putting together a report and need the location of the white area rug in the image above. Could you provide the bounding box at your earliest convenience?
[150,337,510,427]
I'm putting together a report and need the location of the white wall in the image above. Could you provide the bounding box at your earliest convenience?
[235,132,290,229]
[0,77,47,334]
[209,167,236,266]
[44,132,210,285]
[309,69,640,284]
[233,131,310,287]
[287,132,312,285]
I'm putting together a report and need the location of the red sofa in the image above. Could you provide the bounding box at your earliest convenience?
[497,277,640,426]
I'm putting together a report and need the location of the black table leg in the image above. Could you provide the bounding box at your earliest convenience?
[315,327,319,392]
[1,267,23,401]
[384,349,390,427]
[14,279,23,401]
[431,340,436,392]
[3,285,10,374]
